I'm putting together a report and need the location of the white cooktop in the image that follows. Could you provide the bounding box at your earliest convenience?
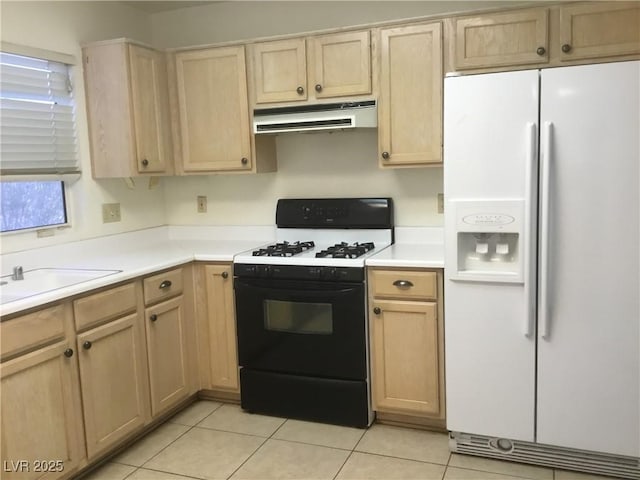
[233,228,393,267]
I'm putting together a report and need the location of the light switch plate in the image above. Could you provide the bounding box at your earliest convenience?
[102,203,121,223]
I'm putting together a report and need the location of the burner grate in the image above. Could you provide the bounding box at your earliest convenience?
[252,241,315,257]
[315,242,375,259]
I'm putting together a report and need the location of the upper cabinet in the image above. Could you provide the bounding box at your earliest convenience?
[170,46,276,174]
[250,30,372,105]
[452,9,549,70]
[83,40,174,178]
[448,3,640,73]
[558,2,640,62]
[377,22,443,167]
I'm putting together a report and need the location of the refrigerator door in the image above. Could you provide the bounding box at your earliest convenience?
[537,61,640,456]
[444,70,538,441]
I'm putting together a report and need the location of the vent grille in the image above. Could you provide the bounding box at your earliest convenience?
[450,432,640,479]
[255,118,353,132]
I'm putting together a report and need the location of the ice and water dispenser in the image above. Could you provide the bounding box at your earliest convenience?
[446,200,524,283]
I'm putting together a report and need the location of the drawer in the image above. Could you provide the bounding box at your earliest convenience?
[74,282,138,331]
[143,268,183,306]
[370,269,437,301]
[1,304,66,360]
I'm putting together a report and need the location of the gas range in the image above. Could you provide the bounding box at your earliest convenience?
[234,198,393,428]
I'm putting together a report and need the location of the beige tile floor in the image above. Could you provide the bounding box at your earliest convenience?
[83,401,620,480]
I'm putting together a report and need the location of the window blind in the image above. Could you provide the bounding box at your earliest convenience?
[0,52,79,175]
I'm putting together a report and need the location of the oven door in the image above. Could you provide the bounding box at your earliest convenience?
[234,277,366,380]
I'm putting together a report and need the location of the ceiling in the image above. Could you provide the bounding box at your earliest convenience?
[125,1,218,13]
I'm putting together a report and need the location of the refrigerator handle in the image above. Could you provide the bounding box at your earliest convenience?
[524,122,537,338]
[539,121,553,340]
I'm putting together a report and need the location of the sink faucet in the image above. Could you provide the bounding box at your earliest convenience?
[11,266,24,281]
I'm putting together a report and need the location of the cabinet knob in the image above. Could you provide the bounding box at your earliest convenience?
[158,280,172,289]
[561,44,572,53]
[83,341,92,350]
[296,86,304,95]
[393,280,414,288]
[141,159,149,167]
[64,348,74,358]
[221,271,229,279]
[241,157,248,165]
[536,46,546,56]
[315,84,322,92]
[381,151,390,160]
[373,307,381,315]
[150,314,158,322]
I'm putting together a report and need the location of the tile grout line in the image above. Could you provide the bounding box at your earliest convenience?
[223,416,289,479]
[331,425,368,480]
[136,464,208,480]
[114,401,224,470]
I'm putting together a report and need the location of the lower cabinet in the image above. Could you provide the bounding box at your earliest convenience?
[368,268,445,422]
[1,340,84,480]
[196,263,239,393]
[76,312,150,459]
[145,295,190,416]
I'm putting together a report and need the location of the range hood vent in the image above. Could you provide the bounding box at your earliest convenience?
[253,100,376,134]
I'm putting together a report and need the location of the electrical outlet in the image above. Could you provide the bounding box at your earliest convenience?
[437,193,444,214]
[102,203,121,223]
[197,196,207,213]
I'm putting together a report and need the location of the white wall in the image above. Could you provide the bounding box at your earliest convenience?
[164,130,443,226]
[150,1,513,48]
[0,1,165,254]
[154,1,507,227]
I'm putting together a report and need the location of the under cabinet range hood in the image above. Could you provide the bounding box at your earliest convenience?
[253,100,376,134]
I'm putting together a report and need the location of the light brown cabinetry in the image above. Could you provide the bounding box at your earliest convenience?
[558,3,640,62]
[448,3,640,73]
[1,305,84,480]
[83,39,173,178]
[76,312,149,459]
[251,30,372,105]
[173,46,254,173]
[195,263,239,394]
[143,267,194,416]
[452,8,549,70]
[368,268,445,423]
[377,22,443,167]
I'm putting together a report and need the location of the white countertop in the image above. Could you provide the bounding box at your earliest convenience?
[365,243,444,269]
[0,225,444,317]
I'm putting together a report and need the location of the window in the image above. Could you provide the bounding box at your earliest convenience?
[0,49,78,233]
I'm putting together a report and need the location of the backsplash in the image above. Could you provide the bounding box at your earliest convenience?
[163,130,444,227]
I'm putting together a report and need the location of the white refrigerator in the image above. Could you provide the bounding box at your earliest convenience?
[444,61,639,477]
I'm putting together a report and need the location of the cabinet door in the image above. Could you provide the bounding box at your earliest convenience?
[175,46,252,172]
[77,313,149,459]
[1,342,83,480]
[559,3,640,61]
[378,23,442,167]
[129,45,172,174]
[309,31,371,99]
[370,300,441,416]
[145,296,189,415]
[252,38,307,104]
[453,9,549,69]
[204,265,238,391]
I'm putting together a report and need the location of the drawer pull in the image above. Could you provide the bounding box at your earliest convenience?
[373,307,381,315]
[158,280,172,289]
[221,271,229,279]
[83,341,92,350]
[150,314,158,322]
[64,348,74,358]
[393,280,414,288]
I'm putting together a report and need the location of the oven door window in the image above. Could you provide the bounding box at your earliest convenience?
[264,299,332,335]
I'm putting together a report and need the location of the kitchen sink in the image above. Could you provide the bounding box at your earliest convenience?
[0,268,122,304]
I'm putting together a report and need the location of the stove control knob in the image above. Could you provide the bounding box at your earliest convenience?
[326,267,338,279]
[308,267,321,278]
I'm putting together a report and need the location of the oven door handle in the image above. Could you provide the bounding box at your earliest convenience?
[235,279,360,297]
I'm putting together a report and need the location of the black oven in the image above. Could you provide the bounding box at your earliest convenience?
[232,198,393,428]
[234,265,370,427]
